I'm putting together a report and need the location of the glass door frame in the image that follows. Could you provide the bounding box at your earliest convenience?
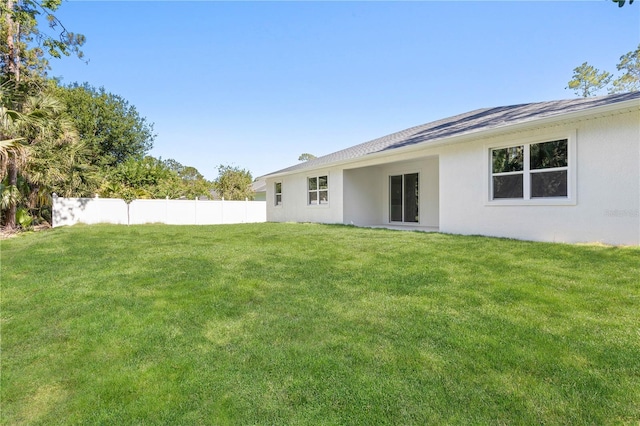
[389,172,419,223]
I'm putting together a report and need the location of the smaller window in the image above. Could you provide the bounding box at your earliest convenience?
[492,146,524,199]
[274,182,282,206]
[493,146,524,173]
[529,139,568,198]
[308,175,328,205]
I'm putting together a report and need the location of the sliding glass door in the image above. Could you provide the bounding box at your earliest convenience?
[389,173,419,223]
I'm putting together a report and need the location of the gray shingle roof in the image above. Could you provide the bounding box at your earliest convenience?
[251,179,266,193]
[263,92,640,177]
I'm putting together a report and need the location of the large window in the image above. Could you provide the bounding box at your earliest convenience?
[491,139,568,200]
[390,173,419,223]
[308,175,328,205]
[274,182,282,206]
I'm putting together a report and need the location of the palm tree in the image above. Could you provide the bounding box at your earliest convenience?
[0,139,30,177]
[1,82,77,229]
[1,84,29,229]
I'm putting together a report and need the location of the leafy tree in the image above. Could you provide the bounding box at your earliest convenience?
[1,0,85,229]
[1,85,35,228]
[298,153,316,162]
[98,156,179,201]
[567,62,612,97]
[1,78,157,225]
[610,44,640,93]
[52,82,155,167]
[163,158,184,175]
[213,165,253,200]
[1,0,85,84]
[612,0,634,6]
[98,157,213,201]
[0,83,79,227]
[28,138,97,198]
[163,158,204,181]
[163,158,214,199]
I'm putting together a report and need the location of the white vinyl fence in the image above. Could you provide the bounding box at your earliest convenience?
[52,195,266,228]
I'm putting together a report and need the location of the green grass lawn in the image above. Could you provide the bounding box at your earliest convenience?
[1,223,639,425]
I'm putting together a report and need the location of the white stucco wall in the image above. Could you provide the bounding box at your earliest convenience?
[267,168,344,224]
[439,110,640,245]
[343,166,383,226]
[268,157,440,228]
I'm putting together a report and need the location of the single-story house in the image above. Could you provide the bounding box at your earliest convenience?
[260,92,640,245]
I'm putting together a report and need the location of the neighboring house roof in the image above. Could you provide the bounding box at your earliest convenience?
[251,179,267,193]
[262,92,640,178]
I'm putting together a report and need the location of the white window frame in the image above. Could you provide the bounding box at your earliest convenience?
[307,175,329,206]
[485,130,577,206]
[274,182,282,207]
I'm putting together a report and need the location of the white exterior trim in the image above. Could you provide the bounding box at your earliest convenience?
[306,173,330,207]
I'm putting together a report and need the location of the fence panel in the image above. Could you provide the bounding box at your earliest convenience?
[53,196,128,227]
[52,196,266,227]
[194,201,223,225]
[129,199,167,224]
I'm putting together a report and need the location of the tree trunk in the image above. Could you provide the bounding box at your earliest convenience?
[3,0,20,229]
[5,0,19,81]
[4,158,18,229]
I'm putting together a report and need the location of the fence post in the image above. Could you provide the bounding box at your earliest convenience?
[52,193,58,227]
[194,196,198,225]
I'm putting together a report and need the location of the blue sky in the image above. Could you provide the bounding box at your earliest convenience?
[50,1,639,180]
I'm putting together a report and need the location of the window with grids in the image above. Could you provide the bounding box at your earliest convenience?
[274,182,282,206]
[308,175,328,205]
[491,139,568,200]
